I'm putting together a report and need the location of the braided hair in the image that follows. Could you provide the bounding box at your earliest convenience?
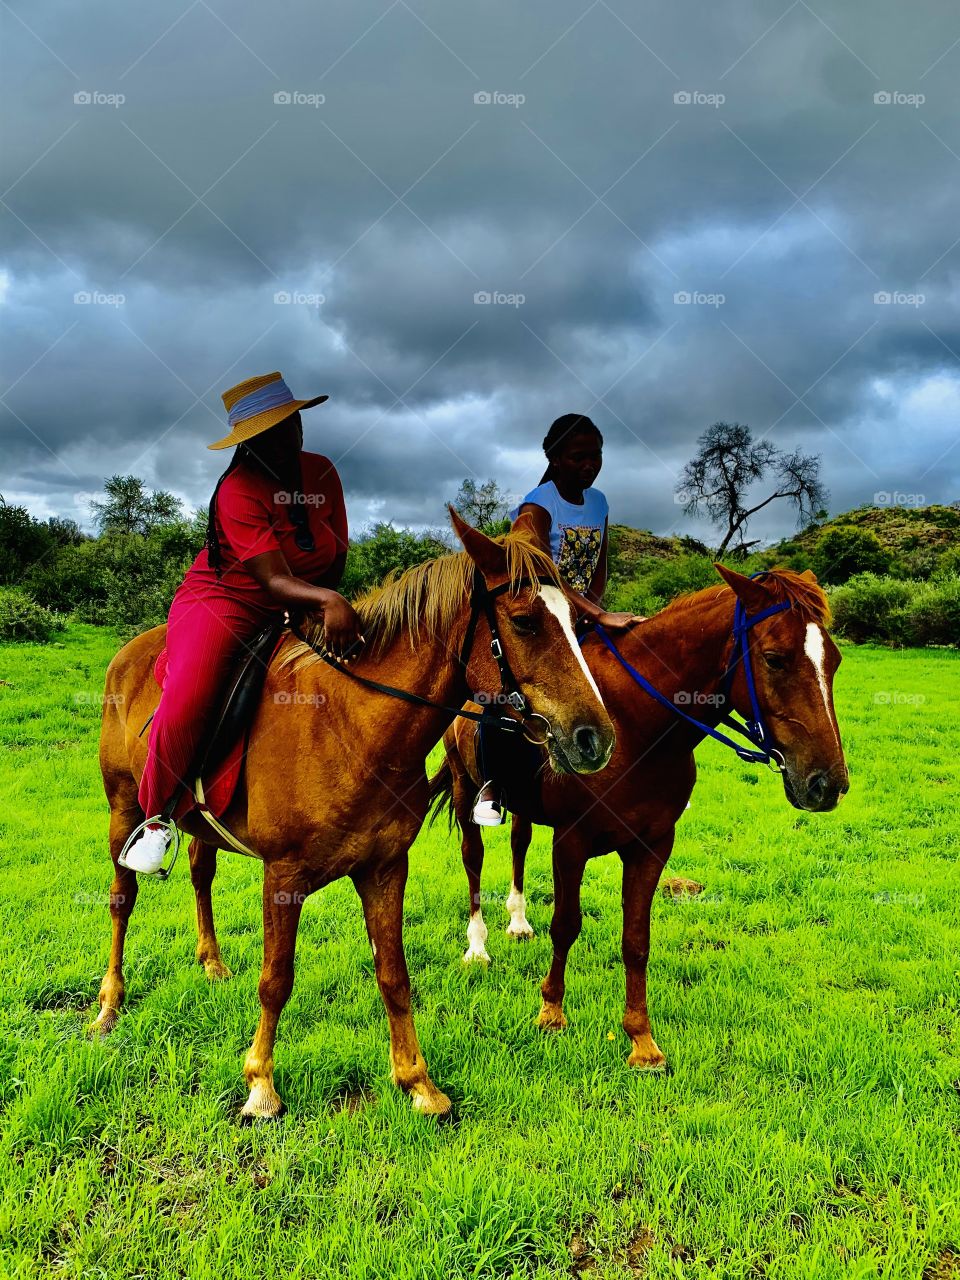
[205,438,314,579]
[539,413,603,484]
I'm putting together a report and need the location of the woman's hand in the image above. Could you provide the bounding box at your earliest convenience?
[321,592,365,660]
[597,610,647,629]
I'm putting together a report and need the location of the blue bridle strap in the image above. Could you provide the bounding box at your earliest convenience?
[592,575,792,767]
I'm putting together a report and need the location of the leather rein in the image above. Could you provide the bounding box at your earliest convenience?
[289,568,554,745]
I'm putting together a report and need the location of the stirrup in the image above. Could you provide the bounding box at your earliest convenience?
[117,816,181,880]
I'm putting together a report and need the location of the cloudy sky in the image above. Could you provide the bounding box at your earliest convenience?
[2,0,959,545]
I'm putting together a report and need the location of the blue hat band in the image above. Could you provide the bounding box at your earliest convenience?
[227,379,295,427]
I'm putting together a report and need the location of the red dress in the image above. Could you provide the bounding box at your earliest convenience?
[137,451,348,821]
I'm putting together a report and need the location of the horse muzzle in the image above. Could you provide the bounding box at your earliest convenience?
[782,761,849,812]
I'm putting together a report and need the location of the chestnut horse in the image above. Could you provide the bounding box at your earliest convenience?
[430,565,848,1070]
[94,511,615,1116]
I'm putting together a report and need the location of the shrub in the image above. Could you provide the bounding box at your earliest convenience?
[0,587,66,642]
[898,576,960,646]
[812,527,891,584]
[828,574,914,643]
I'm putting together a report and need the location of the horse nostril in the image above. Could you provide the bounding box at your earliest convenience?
[574,725,603,766]
[806,770,830,805]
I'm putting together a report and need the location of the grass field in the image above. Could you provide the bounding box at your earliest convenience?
[2,622,959,1279]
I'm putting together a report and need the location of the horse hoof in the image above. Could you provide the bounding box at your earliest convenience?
[410,1084,452,1116]
[627,1046,668,1072]
[241,1083,285,1121]
[506,923,534,941]
[88,1006,119,1037]
[202,958,233,981]
[462,947,491,965]
[536,1004,567,1032]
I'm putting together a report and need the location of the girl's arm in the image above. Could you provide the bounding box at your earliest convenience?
[517,506,643,629]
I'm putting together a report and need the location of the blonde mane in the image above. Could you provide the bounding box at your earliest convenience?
[277,531,562,675]
[665,566,832,627]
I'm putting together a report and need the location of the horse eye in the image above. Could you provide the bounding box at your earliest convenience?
[510,615,537,634]
[763,651,787,671]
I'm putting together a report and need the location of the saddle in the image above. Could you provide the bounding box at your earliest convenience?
[146,617,286,844]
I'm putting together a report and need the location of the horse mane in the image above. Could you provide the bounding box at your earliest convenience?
[277,530,562,674]
[666,566,832,627]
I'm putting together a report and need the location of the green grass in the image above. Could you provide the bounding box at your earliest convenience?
[1,623,959,1279]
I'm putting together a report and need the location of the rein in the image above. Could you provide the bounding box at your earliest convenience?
[289,568,547,740]
[592,572,792,771]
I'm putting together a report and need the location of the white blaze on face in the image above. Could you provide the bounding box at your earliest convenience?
[538,584,604,704]
[804,622,840,749]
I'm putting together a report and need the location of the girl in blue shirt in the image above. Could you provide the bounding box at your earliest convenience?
[473,413,644,824]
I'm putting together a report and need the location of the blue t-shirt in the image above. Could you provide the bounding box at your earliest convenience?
[510,480,609,593]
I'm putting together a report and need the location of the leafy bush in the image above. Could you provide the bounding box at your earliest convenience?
[828,573,960,646]
[340,523,450,599]
[812,527,891,584]
[0,587,66,643]
[897,576,960,646]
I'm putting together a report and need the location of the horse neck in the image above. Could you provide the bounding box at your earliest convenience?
[608,590,735,727]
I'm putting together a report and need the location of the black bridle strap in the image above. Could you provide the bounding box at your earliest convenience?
[288,573,540,735]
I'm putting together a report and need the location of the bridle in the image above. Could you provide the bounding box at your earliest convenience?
[592,571,792,771]
[290,567,554,743]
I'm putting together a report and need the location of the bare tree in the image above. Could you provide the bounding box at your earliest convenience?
[677,423,827,557]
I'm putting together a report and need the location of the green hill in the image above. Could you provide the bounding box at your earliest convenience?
[770,502,960,563]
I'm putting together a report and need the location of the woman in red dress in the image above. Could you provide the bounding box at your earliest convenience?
[125,371,363,873]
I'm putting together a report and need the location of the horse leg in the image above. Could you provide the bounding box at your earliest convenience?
[354,855,451,1115]
[505,815,534,939]
[241,862,308,1119]
[189,837,232,981]
[90,796,142,1035]
[536,831,589,1031]
[620,834,673,1071]
[449,748,490,963]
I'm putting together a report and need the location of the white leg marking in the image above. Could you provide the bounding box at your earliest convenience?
[538,585,604,703]
[506,883,534,939]
[804,622,841,751]
[463,910,491,964]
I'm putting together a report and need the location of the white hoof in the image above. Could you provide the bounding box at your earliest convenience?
[462,945,491,964]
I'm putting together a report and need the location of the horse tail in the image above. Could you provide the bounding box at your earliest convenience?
[426,756,457,832]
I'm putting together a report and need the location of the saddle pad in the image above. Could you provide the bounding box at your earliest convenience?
[151,636,283,820]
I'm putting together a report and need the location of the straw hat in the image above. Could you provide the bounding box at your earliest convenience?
[208,371,328,450]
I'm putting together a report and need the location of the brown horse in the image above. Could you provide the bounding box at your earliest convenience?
[430,565,848,1070]
[94,510,615,1117]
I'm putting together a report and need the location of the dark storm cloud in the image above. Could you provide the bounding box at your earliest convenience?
[3,0,959,542]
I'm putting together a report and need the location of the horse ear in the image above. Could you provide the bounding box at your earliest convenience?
[800,568,819,583]
[509,509,538,543]
[713,563,771,613]
[449,505,507,577]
